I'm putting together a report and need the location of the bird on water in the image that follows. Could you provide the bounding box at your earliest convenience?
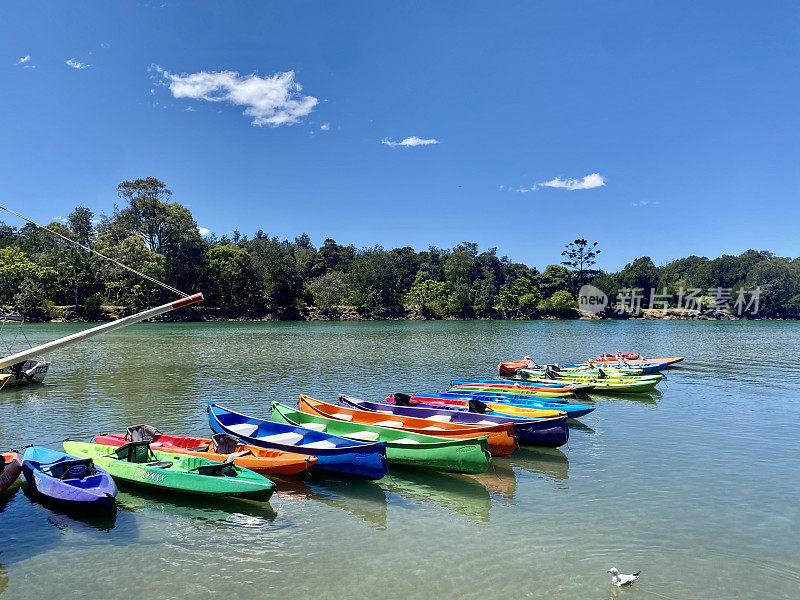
[607,568,640,587]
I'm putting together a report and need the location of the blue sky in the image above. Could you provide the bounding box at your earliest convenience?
[1,1,798,271]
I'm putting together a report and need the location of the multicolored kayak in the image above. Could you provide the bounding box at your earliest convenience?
[339,394,568,448]
[63,440,275,500]
[402,392,597,419]
[298,395,515,457]
[272,401,492,474]
[514,371,663,393]
[208,402,388,480]
[1,452,22,494]
[22,446,117,508]
[95,427,317,475]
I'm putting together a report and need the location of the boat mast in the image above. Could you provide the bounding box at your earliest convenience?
[0,293,203,371]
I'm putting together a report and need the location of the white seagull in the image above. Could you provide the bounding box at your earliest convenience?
[607,568,640,587]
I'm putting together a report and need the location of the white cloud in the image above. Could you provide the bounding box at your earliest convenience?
[184,106,195,112]
[631,200,659,207]
[16,55,30,64]
[197,227,211,236]
[538,173,605,191]
[320,123,330,131]
[381,136,440,147]
[100,42,110,49]
[152,65,318,127]
[65,58,91,69]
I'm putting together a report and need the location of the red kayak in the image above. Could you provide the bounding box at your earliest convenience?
[1,452,22,494]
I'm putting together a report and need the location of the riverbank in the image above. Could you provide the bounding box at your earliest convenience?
[21,304,776,322]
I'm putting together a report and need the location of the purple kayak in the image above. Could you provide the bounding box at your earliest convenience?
[22,446,117,509]
[338,394,569,448]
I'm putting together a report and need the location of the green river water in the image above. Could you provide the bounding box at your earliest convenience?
[0,320,798,599]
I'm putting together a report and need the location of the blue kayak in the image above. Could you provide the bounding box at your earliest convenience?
[339,394,569,447]
[208,402,388,480]
[416,391,597,419]
[22,446,117,508]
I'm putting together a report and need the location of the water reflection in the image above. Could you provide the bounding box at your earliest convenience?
[505,447,570,483]
[568,421,597,434]
[21,486,118,532]
[281,475,389,529]
[466,460,517,500]
[382,467,492,521]
[116,485,278,528]
[590,391,660,406]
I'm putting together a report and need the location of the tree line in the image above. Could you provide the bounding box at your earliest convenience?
[2,177,799,320]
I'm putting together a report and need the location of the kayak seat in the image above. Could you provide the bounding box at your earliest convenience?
[301,440,338,450]
[195,456,236,477]
[111,441,154,464]
[126,424,161,443]
[188,445,210,452]
[426,415,452,422]
[147,461,173,469]
[258,432,304,445]
[46,458,94,480]
[301,422,327,432]
[343,431,380,442]
[373,420,404,428]
[211,433,240,454]
[227,423,258,437]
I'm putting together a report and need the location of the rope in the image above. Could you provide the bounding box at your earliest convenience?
[0,204,188,298]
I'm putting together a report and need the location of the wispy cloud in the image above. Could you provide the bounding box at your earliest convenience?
[507,172,606,193]
[16,55,35,69]
[184,106,196,112]
[538,173,605,191]
[631,200,659,207]
[381,136,439,147]
[319,123,330,131]
[65,58,91,70]
[197,226,211,236]
[151,65,318,127]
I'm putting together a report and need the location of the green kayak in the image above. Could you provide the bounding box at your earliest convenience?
[514,372,662,393]
[62,441,275,500]
[271,403,491,475]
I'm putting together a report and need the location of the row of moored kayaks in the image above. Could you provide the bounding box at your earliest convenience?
[1,351,682,509]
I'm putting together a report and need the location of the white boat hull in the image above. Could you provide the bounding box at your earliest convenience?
[0,358,49,386]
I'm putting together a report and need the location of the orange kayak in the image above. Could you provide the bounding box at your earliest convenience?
[93,433,317,475]
[1,452,22,493]
[299,395,516,457]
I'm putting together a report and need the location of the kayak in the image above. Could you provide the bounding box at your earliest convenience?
[587,356,684,366]
[499,356,684,375]
[272,402,491,474]
[515,371,662,393]
[450,382,595,396]
[1,452,22,494]
[63,440,275,500]
[94,428,317,475]
[208,402,388,480]
[450,379,597,393]
[339,394,568,448]
[298,394,515,457]
[407,392,597,419]
[22,446,117,508]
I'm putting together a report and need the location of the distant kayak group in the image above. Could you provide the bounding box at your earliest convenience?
[1,350,682,512]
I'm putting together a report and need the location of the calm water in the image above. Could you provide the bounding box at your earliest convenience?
[0,320,798,599]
